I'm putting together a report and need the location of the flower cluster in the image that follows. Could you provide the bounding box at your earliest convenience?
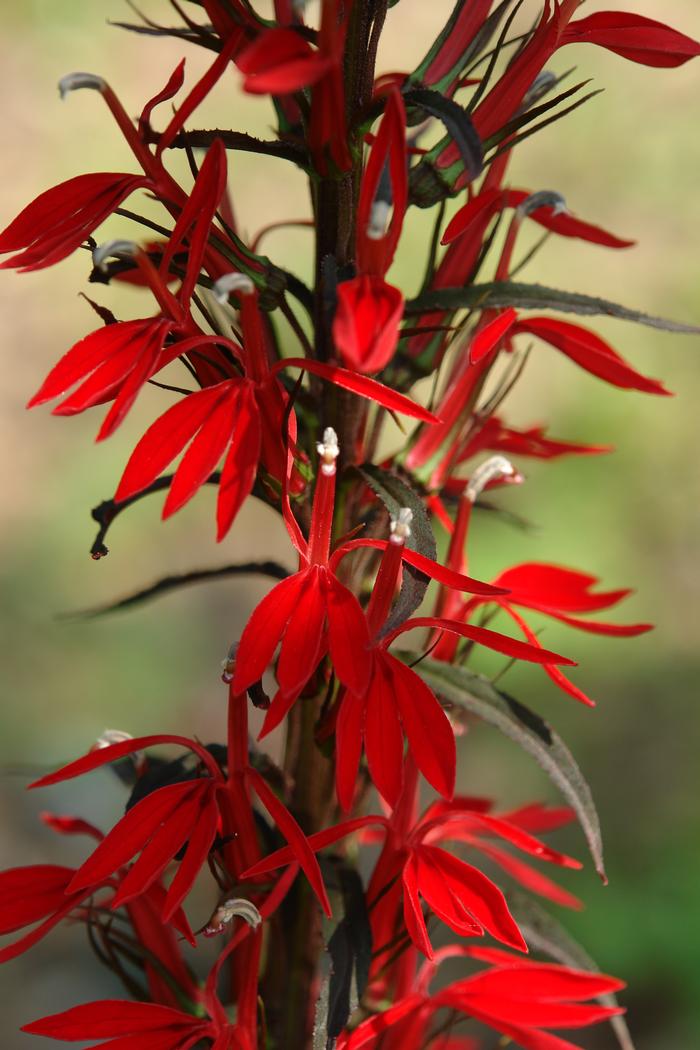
[2,2,699,1048]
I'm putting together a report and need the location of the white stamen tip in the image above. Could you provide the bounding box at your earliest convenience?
[516,190,567,221]
[366,200,391,241]
[466,455,518,503]
[291,0,307,15]
[221,643,237,684]
[212,272,255,304]
[92,239,139,272]
[316,426,340,476]
[58,72,107,100]
[204,897,262,937]
[389,506,413,545]
[95,728,133,749]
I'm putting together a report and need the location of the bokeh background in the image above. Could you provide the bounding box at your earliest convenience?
[1,1,699,1046]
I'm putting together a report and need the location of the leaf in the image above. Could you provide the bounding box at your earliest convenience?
[407,657,606,881]
[404,87,483,182]
[326,865,372,1045]
[507,891,636,1050]
[358,464,437,634]
[61,561,290,619]
[405,280,700,334]
[315,860,372,1050]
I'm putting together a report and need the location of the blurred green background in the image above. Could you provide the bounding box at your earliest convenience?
[1,1,699,1046]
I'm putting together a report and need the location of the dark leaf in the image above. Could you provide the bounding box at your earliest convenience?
[507,891,636,1050]
[406,280,700,334]
[61,561,290,619]
[316,861,372,1049]
[407,657,606,880]
[358,465,437,634]
[404,87,483,181]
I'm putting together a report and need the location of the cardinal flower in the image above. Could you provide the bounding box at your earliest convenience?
[245,787,581,961]
[329,512,575,808]
[30,730,331,920]
[23,863,297,1050]
[333,88,408,373]
[114,275,437,539]
[233,446,531,791]
[0,172,149,272]
[431,462,652,706]
[25,140,231,440]
[239,0,352,172]
[339,946,626,1050]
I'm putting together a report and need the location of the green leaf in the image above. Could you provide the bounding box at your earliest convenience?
[507,891,636,1050]
[407,657,606,880]
[405,280,700,334]
[357,465,436,634]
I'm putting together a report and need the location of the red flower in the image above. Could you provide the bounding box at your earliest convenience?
[563,11,700,68]
[0,864,99,964]
[339,947,625,1050]
[27,317,175,441]
[30,731,331,919]
[114,275,437,538]
[239,0,352,172]
[333,274,404,373]
[232,427,372,716]
[510,316,672,396]
[457,415,613,462]
[238,28,332,94]
[323,519,574,808]
[333,89,408,373]
[0,172,148,271]
[22,999,212,1049]
[437,554,652,707]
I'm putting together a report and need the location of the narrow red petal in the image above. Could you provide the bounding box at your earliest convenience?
[115,384,231,503]
[232,571,307,693]
[247,768,331,916]
[274,357,439,423]
[387,654,455,800]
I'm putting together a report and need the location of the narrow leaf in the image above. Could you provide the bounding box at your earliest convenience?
[406,280,700,334]
[409,657,606,880]
[507,891,636,1050]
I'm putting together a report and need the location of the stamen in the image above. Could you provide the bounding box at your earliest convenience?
[516,190,567,222]
[522,71,557,109]
[58,72,107,100]
[466,455,518,503]
[203,897,262,937]
[366,200,391,240]
[221,643,237,684]
[212,272,255,304]
[94,728,133,749]
[92,239,138,272]
[389,507,413,545]
[316,426,340,477]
